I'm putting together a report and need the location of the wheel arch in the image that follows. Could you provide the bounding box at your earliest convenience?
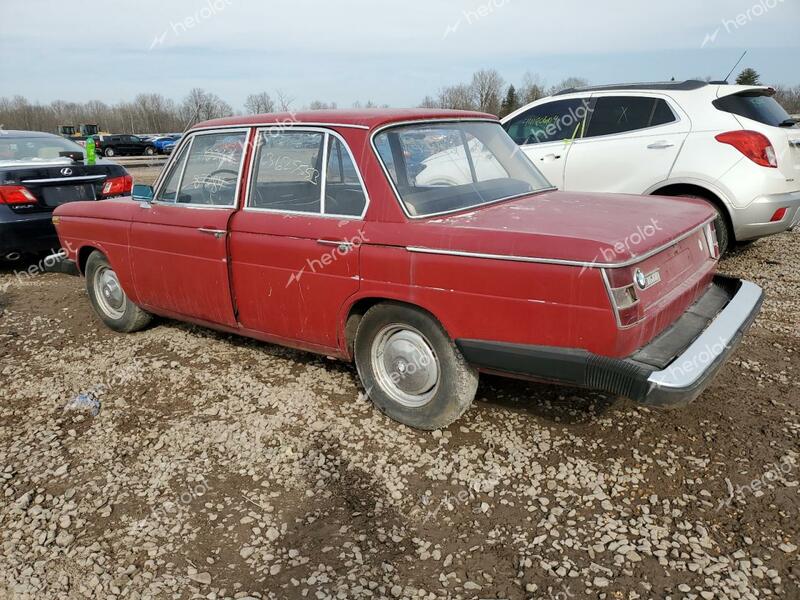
[649,182,736,242]
[341,295,450,361]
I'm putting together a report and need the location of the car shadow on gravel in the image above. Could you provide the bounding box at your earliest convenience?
[475,374,619,425]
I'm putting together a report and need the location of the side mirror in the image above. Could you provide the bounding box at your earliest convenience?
[132,184,154,207]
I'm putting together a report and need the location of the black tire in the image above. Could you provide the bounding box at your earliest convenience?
[144,146,155,156]
[354,302,478,430]
[666,193,731,256]
[104,147,115,158]
[85,251,151,333]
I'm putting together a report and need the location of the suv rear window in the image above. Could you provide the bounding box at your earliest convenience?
[713,92,794,127]
[585,97,677,137]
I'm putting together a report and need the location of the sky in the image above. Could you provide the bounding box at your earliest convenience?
[1,0,798,110]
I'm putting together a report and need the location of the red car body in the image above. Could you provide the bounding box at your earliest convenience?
[53,109,763,420]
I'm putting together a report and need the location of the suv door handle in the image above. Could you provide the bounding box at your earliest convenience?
[198,228,226,239]
[540,154,562,161]
[647,141,675,149]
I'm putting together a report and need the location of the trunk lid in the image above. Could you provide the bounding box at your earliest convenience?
[0,159,122,214]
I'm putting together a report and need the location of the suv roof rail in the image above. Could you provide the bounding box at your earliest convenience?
[554,80,711,96]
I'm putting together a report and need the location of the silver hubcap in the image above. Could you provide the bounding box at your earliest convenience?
[371,324,440,408]
[94,267,125,319]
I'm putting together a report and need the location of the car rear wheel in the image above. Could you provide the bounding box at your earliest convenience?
[85,251,152,333]
[144,147,155,156]
[354,302,478,430]
[666,193,731,255]
[104,147,115,157]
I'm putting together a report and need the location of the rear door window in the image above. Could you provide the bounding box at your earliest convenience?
[585,96,676,137]
[325,137,367,217]
[713,92,794,127]
[503,99,589,145]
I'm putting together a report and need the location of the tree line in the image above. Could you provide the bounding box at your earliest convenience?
[1,68,797,135]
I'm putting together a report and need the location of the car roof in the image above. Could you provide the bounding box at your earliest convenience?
[0,130,66,139]
[196,108,498,132]
[553,80,714,95]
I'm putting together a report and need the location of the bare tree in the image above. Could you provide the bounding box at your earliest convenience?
[471,69,505,115]
[519,72,547,104]
[549,77,589,95]
[438,84,478,111]
[244,92,275,115]
[275,90,295,112]
[308,100,338,110]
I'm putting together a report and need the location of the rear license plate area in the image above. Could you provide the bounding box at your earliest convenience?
[42,184,96,207]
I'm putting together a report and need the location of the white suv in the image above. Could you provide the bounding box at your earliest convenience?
[501,80,800,254]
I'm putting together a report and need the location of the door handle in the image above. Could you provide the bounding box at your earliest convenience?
[540,154,562,161]
[198,228,226,239]
[317,239,354,252]
[647,141,675,149]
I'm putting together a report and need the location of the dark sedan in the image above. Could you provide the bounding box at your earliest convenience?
[0,130,131,262]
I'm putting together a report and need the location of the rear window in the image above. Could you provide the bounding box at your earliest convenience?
[0,136,84,161]
[713,92,793,127]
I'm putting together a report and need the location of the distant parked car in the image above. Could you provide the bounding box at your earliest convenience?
[0,131,130,261]
[53,110,762,430]
[501,80,800,254]
[151,135,180,155]
[93,134,156,158]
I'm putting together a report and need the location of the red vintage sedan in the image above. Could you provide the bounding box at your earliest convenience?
[52,109,763,429]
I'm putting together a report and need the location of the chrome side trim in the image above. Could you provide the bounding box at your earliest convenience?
[21,175,107,184]
[405,217,715,269]
[647,280,763,390]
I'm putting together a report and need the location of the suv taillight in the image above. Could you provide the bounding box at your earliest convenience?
[0,185,37,205]
[715,130,778,168]
[101,175,133,197]
[603,268,644,328]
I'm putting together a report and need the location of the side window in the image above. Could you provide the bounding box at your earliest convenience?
[155,143,190,202]
[585,96,676,137]
[130,136,141,144]
[503,99,589,145]
[176,132,246,206]
[249,131,325,213]
[325,137,367,217]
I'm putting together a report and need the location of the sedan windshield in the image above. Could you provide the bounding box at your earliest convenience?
[0,136,85,161]
[374,121,552,217]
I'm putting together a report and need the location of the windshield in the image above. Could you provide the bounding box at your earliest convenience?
[374,121,552,217]
[0,136,85,161]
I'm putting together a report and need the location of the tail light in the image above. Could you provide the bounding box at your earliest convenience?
[715,131,777,168]
[603,268,644,328]
[101,175,133,197]
[704,222,720,259]
[0,185,37,206]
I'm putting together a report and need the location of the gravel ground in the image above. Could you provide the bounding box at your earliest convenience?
[0,208,798,599]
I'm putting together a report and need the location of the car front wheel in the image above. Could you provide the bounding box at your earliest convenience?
[85,251,152,333]
[354,302,478,430]
[144,147,155,156]
[104,147,115,157]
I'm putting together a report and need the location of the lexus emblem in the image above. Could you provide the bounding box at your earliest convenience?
[60,167,73,176]
[634,269,647,290]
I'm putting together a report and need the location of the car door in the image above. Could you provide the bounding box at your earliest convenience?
[129,128,251,326]
[563,94,689,194]
[229,128,367,350]
[502,97,591,188]
[128,135,143,155]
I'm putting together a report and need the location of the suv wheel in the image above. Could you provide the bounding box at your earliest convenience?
[665,193,731,255]
[354,302,478,430]
[104,147,115,157]
[144,146,155,156]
